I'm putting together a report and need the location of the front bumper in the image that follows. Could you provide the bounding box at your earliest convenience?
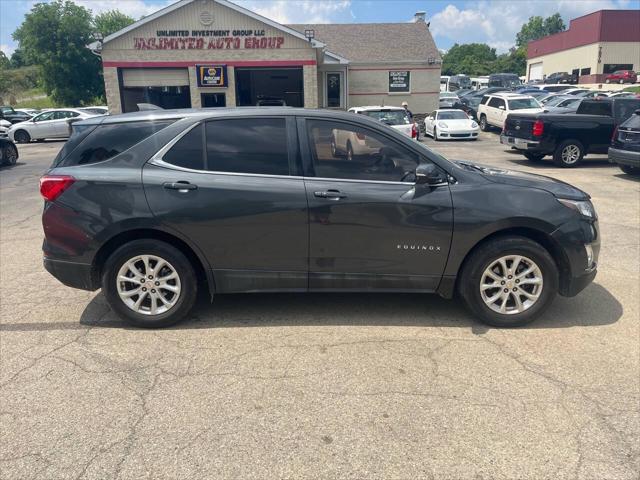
[438,130,479,139]
[608,147,640,167]
[44,257,98,291]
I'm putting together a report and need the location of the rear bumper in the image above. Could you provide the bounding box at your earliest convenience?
[500,134,545,151]
[44,257,98,291]
[608,147,640,167]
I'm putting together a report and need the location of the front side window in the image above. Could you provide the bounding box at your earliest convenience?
[35,112,55,122]
[306,119,419,182]
[205,118,289,176]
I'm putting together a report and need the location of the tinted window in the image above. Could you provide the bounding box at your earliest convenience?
[438,111,468,120]
[205,118,289,175]
[577,101,612,116]
[488,97,505,108]
[163,124,204,170]
[508,98,540,110]
[55,120,175,167]
[614,100,640,124]
[306,119,419,182]
[361,110,410,126]
[480,95,490,105]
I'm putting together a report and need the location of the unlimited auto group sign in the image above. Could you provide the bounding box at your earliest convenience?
[134,29,285,50]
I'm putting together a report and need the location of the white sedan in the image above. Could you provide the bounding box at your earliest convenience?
[8,108,97,143]
[424,109,479,141]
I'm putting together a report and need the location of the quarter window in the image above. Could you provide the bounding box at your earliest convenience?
[205,118,289,175]
[306,119,419,182]
[163,124,204,170]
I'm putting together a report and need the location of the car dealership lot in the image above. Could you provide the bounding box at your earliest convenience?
[1,135,638,479]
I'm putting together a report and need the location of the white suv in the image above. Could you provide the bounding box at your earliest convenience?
[477,93,544,131]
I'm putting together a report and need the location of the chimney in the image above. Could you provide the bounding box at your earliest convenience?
[414,11,426,23]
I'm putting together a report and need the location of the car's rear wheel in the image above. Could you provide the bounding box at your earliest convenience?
[1,143,18,166]
[479,115,489,132]
[102,240,198,328]
[13,130,30,144]
[553,139,584,167]
[619,165,640,175]
[524,152,544,162]
[458,236,558,327]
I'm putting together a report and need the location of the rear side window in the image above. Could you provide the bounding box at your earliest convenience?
[205,118,289,175]
[55,120,175,167]
[577,101,611,116]
[613,100,640,124]
[488,97,505,108]
[162,124,204,170]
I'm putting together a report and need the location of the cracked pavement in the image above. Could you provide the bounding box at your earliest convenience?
[1,133,638,479]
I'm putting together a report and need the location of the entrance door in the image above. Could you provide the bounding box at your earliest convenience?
[325,72,343,108]
[143,117,309,292]
[300,118,453,291]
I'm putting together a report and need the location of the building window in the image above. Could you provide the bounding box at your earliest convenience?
[201,93,226,108]
[603,64,633,74]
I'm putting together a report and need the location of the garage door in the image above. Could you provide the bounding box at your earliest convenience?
[529,62,543,81]
[122,68,189,87]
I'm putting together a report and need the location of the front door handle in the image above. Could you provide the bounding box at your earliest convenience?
[163,181,197,192]
[314,189,347,200]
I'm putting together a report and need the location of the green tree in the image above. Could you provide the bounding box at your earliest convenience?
[9,48,30,68]
[94,10,135,37]
[516,13,566,48]
[0,51,10,69]
[13,0,103,105]
[442,43,497,76]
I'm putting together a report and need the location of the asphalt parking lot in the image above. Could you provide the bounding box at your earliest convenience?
[1,131,638,479]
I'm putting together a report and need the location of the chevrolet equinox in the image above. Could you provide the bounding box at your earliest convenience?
[41,108,599,328]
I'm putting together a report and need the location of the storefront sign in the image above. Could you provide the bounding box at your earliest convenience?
[389,71,410,93]
[196,65,227,87]
[134,29,285,50]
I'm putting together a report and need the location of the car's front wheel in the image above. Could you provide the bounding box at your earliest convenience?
[479,115,489,132]
[458,236,558,327]
[0,143,18,166]
[13,130,30,144]
[101,240,198,328]
[619,164,640,175]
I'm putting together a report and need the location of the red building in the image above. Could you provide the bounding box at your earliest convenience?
[526,10,640,84]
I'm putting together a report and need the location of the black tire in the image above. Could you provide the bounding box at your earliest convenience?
[553,139,584,167]
[101,239,198,328]
[1,144,18,166]
[479,115,489,132]
[524,152,545,162]
[619,164,640,175]
[458,236,559,327]
[433,127,439,141]
[346,141,354,161]
[13,130,30,144]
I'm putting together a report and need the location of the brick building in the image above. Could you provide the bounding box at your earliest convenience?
[526,10,640,84]
[99,0,441,114]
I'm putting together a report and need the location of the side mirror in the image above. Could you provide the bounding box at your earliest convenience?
[415,163,447,186]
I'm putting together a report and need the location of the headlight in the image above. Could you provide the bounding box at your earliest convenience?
[437,122,449,129]
[471,121,478,128]
[557,199,596,219]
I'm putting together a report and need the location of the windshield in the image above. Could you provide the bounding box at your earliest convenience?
[508,98,540,110]
[489,75,520,87]
[558,99,580,108]
[438,111,468,120]
[361,110,410,126]
[544,96,570,106]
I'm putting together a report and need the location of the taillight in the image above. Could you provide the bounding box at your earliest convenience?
[611,126,619,142]
[356,132,366,140]
[40,175,75,201]
[532,120,544,137]
[411,123,417,139]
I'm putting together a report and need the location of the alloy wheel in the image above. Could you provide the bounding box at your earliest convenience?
[480,255,543,315]
[561,144,581,164]
[116,254,181,315]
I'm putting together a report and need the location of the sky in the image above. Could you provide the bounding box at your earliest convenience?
[0,0,636,58]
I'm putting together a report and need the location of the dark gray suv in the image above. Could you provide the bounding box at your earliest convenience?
[41,108,599,328]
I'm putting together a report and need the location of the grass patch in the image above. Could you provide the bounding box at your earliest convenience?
[13,95,56,109]
[623,86,640,93]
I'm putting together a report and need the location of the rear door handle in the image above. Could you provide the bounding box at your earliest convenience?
[314,189,347,200]
[163,181,197,192]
